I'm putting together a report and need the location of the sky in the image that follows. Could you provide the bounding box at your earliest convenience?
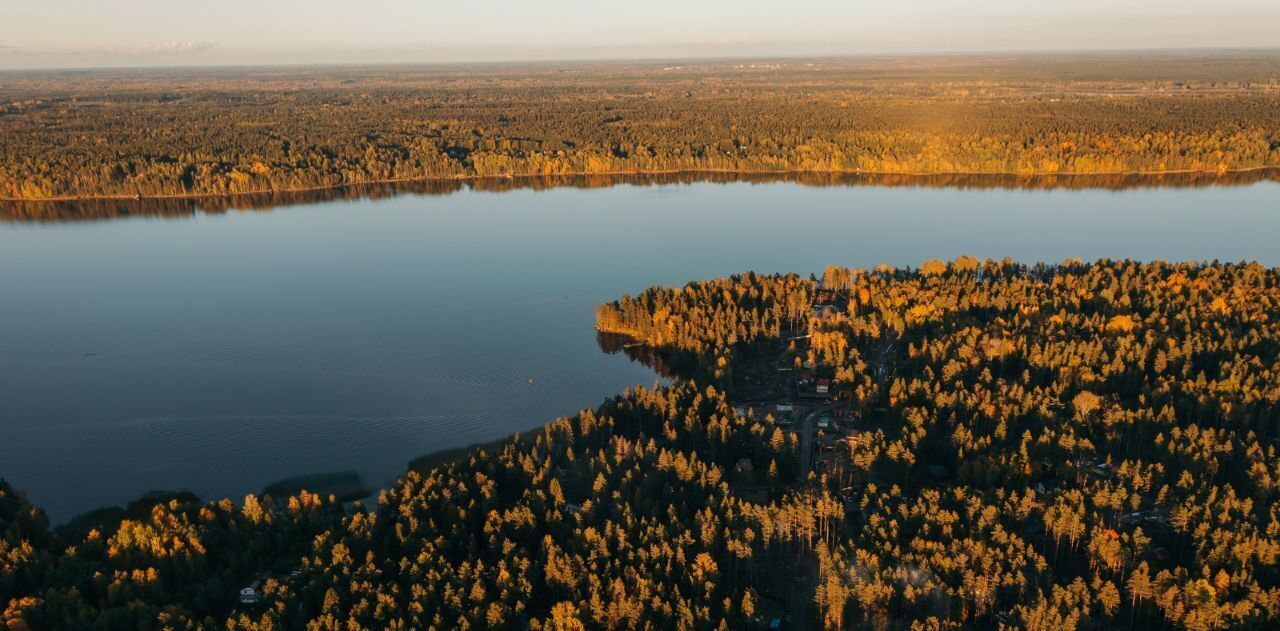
[2,0,1279,69]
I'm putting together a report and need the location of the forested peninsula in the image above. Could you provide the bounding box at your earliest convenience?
[2,52,1279,201]
[4,258,1280,630]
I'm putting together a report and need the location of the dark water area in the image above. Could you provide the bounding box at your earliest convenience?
[2,177,1279,522]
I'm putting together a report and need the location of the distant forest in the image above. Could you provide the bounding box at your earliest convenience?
[2,51,1279,200]
[4,259,1280,629]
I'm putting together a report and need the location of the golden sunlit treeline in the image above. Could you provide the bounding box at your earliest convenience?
[2,53,1279,200]
[596,272,812,385]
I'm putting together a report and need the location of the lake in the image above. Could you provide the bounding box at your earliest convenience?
[3,176,1279,522]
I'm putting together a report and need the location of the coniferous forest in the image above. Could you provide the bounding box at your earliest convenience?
[2,52,1279,201]
[4,259,1279,630]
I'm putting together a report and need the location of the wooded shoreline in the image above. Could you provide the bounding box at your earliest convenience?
[5,165,1278,204]
[4,167,1278,223]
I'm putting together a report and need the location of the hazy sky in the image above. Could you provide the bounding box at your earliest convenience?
[3,0,1279,69]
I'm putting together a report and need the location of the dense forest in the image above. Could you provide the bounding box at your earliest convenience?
[4,258,1279,629]
[596,259,1280,629]
[2,52,1279,200]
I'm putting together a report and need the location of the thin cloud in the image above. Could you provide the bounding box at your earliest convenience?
[12,41,218,59]
[137,40,216,55]
[66,40,218,58]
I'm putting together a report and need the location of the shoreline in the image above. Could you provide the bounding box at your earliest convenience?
[4,165,1278,204]
[52,422,556,529]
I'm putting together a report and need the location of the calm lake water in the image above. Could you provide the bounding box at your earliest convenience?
[3,178,1279,522]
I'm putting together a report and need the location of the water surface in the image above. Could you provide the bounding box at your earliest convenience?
[2,178,1278,521]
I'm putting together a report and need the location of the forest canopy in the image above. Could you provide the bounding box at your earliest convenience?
[2,52,1279,200]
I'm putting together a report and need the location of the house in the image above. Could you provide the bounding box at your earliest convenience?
[240,580,262,604]
[797,376,825,399]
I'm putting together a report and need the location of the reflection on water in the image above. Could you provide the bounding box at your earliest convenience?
[4,168,1278,222]
[595,331,678,380]
[2,176,1279,522]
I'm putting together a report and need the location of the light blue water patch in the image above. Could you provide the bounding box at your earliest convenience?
[1,179,1277,520]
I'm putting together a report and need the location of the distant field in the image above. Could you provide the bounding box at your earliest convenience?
[2,51,1278,199]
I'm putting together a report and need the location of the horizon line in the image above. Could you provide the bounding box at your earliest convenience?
[2,45,1279,74]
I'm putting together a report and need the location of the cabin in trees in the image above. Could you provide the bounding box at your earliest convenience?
[239,580,262,604]
[843,428,863,447]
[240,571,274,604]
[796,375,830,399]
